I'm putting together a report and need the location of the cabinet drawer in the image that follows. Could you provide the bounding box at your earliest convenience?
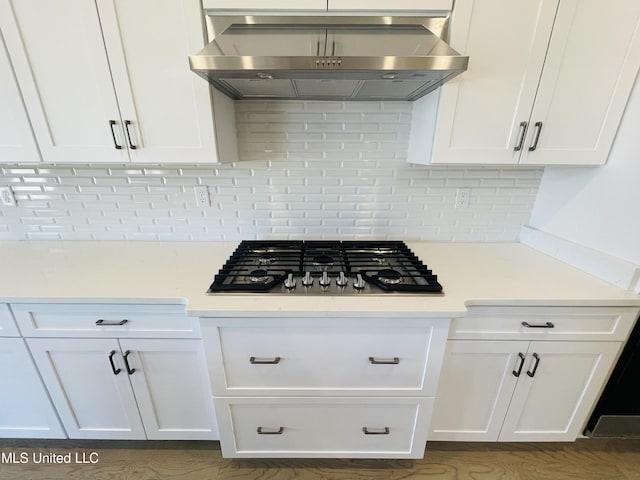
[214,397,433,458]
[11,304,199,338]
[0,304,20,337]
[207,325,447,395]
[450,307,639,341]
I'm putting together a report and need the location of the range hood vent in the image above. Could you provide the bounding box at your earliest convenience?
[189,16,468,101]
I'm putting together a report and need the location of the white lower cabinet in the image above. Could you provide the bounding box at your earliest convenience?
[27,337,217,440]
[0,338,65,438]
[429,306,638,442]
[201,317,450,458]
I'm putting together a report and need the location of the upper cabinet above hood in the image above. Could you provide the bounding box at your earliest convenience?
[189,16,469,101]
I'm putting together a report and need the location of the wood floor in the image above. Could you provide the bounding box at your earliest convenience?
[1,439,639,480]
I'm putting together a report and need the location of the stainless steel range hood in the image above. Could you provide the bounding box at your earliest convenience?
[189,16,468,101]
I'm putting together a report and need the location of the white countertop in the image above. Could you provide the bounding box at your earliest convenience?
[1,241,638,316]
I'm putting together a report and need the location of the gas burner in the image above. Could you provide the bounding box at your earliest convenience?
[312,254,335,266]
[248,269,272,283]
[372,255,386,264]
[257,257,275,266]
[377,269,403,285]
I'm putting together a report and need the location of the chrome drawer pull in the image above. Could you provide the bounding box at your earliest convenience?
[514,121,528,151]
[526,353,541,378]
[369,357,399,365]
[250,356,281,364]
[521,321,555,328]
[108,350,121,375]
[257,427,284,435]
[96,319,128,326]
[512,352,525,377]
[363,427,390,435]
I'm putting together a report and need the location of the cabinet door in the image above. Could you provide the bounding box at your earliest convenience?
[430,0,558,164]
[119,339,218,440]
[499,341,620,441]
[97,0,220,164]
[0,0,128,163]
[0,338,65,438]
[202,1,327,9]
[520,0,640,165]
[27,338,146,440]
[328,0,452,10]
[0,31,40,163]
[429,340,524,441]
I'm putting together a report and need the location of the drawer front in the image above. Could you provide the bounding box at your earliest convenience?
[214,397,433,458]
[0,304,20,337]
[449,307,639,341]
[11,304,199,338]
[209,325,447,395]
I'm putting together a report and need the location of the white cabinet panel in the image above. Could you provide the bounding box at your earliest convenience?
[215,397,433,458]
[27,338,146,440]
[0,31,39,163]
[203,1,327,10]
[499,341,620,441]
[0,0,128,163]
[328,1,452,11]
[0,304,19,337]
[0,338,65,438]
[97,0,219,163]
[120,338,218,440]
[520,0,640,165]
[429,341,522,441]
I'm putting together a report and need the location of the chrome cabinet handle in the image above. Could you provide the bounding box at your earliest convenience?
[109,120,123,150]
[528,121,543,151]
[521,321,554,328]
[250,356,281,364]
[363,427,390,435]
[514,121,528,151]
[526,353,541,377]
[369,357,399,365]
[124,120,137,149]
[123,350,135,375]
[512,352,525,377]
[257,427,284,435]
[96,319,128,326]
[108,350,121,375]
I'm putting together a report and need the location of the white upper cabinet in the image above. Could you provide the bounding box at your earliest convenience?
[0,31,40,163]
[0,0,219,164]
[425,0,640,166]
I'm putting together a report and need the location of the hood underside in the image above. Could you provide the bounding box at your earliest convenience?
[189,16,469,101]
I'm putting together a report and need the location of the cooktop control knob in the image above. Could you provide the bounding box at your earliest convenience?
[302,271,313,287]
[284,273,296,289]
[336,271,348,287]
[319,271,330,287]
[353,273,366,290]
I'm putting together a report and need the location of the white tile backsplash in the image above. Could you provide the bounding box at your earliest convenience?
[0,101,543,241]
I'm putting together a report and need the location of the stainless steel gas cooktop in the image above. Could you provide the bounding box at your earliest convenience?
[207,240,443,295]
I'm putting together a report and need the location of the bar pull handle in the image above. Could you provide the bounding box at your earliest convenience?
[521,321,554,328]
[108,350,121,375]
[96,319,128,326]
[108,120,123,149]
[528,121,543,151]
[526,353,541,377]
[514,121,528,151]
[123,350,135,375]
[512,352,526,377]
[369,357,399,365]
[250,356,281,364]
[363,427,390,435]
[124,120,137,149]
[257,427,284,435]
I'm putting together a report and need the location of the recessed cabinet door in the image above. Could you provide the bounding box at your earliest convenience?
[430,0,559,164]
[0,0,128,163]
[27,338,146,440]
[119,339,219,440]
[519,0,640,165]
[499,341,620,441]
[429,340,524,441]
[96,0,219,163]
[0,338,65,438]
[0,32,40,163]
